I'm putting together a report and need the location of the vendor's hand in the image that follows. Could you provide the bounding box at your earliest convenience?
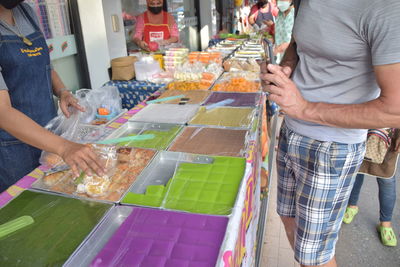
[59,141,105,177]
[139,40,150,52]
[263,20,274,27]
[59,90,85,118]
[158,39,169,46]
[261,64,309,119]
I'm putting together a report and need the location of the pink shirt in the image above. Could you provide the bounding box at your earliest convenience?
[133,12,179,41]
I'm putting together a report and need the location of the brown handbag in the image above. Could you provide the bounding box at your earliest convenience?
[111,56,137,81]
[364,128,393,164]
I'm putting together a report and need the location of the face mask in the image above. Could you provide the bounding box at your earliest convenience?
[0,0,24,9]
[148,6,162,14]
[277,2,291,12]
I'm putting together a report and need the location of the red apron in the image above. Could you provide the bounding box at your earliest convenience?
[143,11,171,43]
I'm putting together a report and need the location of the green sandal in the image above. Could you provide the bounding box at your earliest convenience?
[343,206,358,224]
[377,225,398,247]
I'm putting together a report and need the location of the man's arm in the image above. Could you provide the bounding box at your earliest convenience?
[265,62,400,129]
[0,90,104,176]
[279,37,298,74]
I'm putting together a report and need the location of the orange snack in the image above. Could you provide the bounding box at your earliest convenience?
[98,108,110,115]
[167,81,212,91]
[212,78,260,92]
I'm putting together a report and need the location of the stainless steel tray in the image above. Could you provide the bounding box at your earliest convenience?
[64,205,133,267]
[188,106,258,130]
[129,104,200,125]
[104,122,183,149]
[123,151,214,197]
[32,148,158,204]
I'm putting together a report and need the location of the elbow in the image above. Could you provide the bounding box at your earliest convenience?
[376,97,400,128]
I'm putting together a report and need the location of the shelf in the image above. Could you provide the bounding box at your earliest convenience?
[46,34,77,61]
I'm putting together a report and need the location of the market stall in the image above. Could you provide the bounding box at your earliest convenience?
[0,39,271,267]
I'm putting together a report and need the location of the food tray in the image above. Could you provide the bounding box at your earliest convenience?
[129,104,199,124]
[0,190,112,267]
[104,122,183,150]
[64,206,134,267]
[32,147,156,203]
[168,126,249,157]
[157,90,211,104]
[123,151,214,196]
[66,206,228,267]
[188,106,256,129]
[204,92,261,107]
[121,151,246,216]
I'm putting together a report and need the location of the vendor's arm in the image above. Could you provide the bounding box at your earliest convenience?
[249,11,257,25]
[132,15,150,51]
[0,90,105,177]
[51,70,84,118]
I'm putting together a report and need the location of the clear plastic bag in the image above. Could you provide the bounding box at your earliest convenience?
[39,86,123,169]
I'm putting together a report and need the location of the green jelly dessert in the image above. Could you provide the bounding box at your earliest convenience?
[123,156,245,215]
[0,190,111,267]
[123,179,173,208]
[118,126,181,149]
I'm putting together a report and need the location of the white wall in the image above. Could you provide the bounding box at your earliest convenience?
[77,0,110,89]
[102,0,127,60]
[199,0,217,50]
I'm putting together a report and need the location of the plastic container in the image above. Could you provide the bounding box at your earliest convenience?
[134,60,161,81]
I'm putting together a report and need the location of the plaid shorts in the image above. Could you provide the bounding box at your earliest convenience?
[276,122,365,266]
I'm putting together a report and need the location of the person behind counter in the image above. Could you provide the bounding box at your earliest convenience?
[133,0,179,52]
[0,0,104,192]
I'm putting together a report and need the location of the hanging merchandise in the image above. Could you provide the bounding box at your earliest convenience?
[235,0,243,7]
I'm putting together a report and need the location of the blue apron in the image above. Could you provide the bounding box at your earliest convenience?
[256,5,274,28]
[0,4,56,192]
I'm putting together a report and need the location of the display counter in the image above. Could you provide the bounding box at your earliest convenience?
[0,39,272,267]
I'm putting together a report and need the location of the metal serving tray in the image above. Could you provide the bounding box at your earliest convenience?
[104,122,183,150]
[188,106,258,130]
[64,205,133,267]
[123,151,214,197]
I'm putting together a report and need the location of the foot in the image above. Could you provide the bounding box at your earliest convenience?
[377,225,397,247]
[343,206,358,224]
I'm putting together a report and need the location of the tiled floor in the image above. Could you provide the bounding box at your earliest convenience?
[261,115,299,266]
[261,159,300,267]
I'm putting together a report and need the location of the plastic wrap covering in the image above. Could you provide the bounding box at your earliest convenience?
[75,86,123,125]
[0,190,111,267]
[167,62,223,91]
[204,92,260,107]
[169,127,249,157]
[223,58,261,72]
[157,90,211,105]
[122,152,246,215]
[104,122,182,150]
[189,107,256,128]
[66,206,228,267]
[130,104,199,124]
[33,145,156,202]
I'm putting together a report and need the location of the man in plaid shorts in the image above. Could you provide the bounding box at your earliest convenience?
[261,0,400,266]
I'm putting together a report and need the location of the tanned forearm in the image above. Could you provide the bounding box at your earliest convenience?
[0,92,68,156]
[303,96,400,129]
[279,38,298,74]
[301,63,400,129]
[51,70,67,97]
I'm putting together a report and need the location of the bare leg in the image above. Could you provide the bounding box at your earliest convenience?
[301,257,337,267]
[280,216,296,250]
